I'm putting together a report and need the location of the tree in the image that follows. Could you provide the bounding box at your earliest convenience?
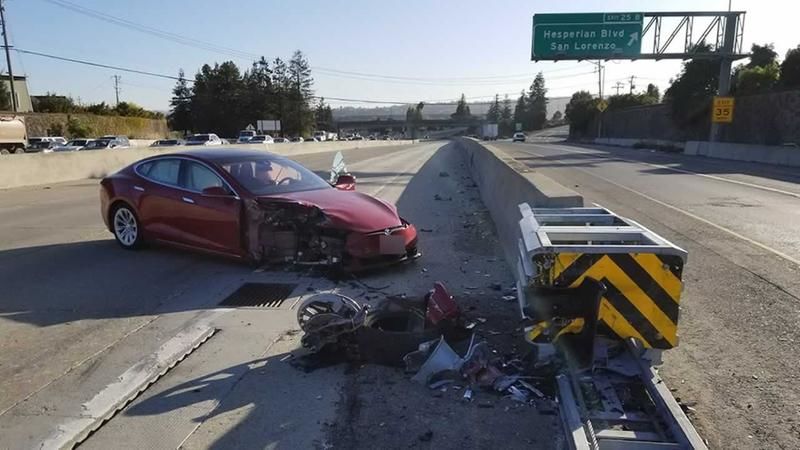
[0,80,12,111]
[565,90,597,136]
[191,61,245,137]
[168,69,192,134]
[781,45,800,88]
[31,92,75,113]
[512,90,525,129]
[486,94,501,122]
[607,93,659,110]
[551,111,563,121]
[451,94,471,119]
[287,50,314,136]
[747,43,778,69]
[526,72,547,130]
[664,43,719,124]
[315,97,334,130]
[736,63,780,95]
[499,95,513,136]
[646,83,660,102]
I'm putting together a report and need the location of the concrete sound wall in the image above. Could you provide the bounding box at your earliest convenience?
[685,141,800,167]
[0,140,413,190]
[456,138,583,272]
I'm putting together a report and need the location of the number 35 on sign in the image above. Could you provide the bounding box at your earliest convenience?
[712,96,734,123]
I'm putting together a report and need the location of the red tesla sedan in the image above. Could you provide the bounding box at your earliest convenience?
[100,148,419,270]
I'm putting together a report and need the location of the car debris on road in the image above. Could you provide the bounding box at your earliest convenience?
[292,281,556,409]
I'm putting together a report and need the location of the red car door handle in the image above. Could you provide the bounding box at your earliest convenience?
[182,197,195,204]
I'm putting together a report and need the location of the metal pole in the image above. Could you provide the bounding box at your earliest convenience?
[0,0,17,112]
[710,13,738,142]
[597,61,603,138]
[113,75,121,106]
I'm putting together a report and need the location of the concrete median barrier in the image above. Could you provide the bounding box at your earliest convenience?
[456,137,583,271]
[0,140,413,190]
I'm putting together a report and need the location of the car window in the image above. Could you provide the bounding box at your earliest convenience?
[220,156,329,195]
[182,161,225,192]
[143,159,181,186]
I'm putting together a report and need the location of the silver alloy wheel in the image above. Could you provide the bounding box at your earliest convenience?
[113,207,138,247]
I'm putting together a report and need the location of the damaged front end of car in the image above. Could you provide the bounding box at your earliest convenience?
[245,198,348,266]
[244,198,419,270]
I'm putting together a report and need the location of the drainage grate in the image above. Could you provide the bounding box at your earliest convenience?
[219,283,298,308]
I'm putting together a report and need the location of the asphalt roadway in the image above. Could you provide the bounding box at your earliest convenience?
[0,141,557,449]
[494,132,800,450]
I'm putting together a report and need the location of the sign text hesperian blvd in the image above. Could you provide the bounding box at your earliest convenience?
[532,13,643,61]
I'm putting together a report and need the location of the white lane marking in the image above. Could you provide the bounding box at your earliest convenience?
[520,148,800,268]
[40,309,231,450]
[526,142,800,200]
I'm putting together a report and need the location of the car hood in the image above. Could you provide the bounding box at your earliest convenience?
[258,188,401,233]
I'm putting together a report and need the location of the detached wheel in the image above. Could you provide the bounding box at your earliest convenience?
[112,205,143,249]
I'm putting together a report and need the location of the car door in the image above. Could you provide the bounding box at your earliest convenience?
[174,160,242,255]
[135,158,188,243]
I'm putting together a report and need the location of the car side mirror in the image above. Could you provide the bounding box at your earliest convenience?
[202,186,230,196]
[334,174,356,191]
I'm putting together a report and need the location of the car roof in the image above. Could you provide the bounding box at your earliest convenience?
[168,147,282,161]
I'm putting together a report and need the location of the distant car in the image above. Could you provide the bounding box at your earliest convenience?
[381,135,392,140]
[26,137,66,153]
[290,136,304,143]
[512,132,526,142]
[81,139,120,150]
[249,135,274,144]
[185,133,223,146]
[367,135,377,141]
[150,139,183,147]
[237,130,256,143]
[99,135,131,147]
[273,137,289,143]
[52,138,92,152]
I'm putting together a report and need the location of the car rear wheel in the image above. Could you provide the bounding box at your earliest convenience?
[112,205,143,249]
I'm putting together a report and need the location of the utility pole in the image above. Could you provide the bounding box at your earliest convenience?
[112,75,121,106]
[628,75,636,94]
[0,0,17,112]
[613,82,624,95]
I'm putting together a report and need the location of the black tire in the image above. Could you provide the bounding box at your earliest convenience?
[111,204,144,249]
[13,147,24,154]
[0,148,9,155]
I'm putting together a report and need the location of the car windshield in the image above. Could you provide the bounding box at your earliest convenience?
[238,131,255,137]
[84,139,110,149]
[188,134,210,142]
[218,155,331,195]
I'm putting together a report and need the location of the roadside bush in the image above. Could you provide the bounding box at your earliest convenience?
[66,117,92,138]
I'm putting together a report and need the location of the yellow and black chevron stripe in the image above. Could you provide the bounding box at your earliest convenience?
[547,252,684,349]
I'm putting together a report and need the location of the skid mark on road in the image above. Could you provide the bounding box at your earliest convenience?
[519,148,800,268]
[526,142,800,200]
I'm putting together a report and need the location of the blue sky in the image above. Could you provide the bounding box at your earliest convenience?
[5,0,799,110]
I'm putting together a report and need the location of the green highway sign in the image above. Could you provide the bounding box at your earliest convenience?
[532,13,643,61]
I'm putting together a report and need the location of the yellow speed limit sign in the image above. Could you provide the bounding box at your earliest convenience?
[712,96,735,123]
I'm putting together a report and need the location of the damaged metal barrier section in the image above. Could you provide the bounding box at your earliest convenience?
[516,204,688,352]
[513,204,706,449]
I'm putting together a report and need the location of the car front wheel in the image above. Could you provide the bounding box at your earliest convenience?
[112,205,143,249]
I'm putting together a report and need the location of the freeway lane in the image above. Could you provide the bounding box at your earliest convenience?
[494,138,800,450]
[0,141,558,449]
